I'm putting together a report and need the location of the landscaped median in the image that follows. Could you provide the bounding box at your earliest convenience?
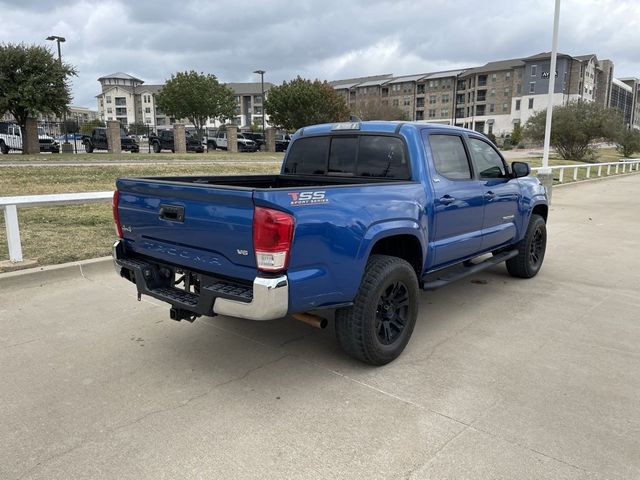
[0,148,634,272]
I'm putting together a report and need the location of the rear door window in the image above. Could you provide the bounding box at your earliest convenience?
[428,134,472,180]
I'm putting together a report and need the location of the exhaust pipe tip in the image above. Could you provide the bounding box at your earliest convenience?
[292,313,327,329]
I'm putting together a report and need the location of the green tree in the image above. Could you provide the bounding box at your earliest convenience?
[127,122,148,136]
[155,71,236,141]
[615,128,640,158]
[80,119,105,136]
[511,122,523,146]
[524,100,621,161]
[0,43,76,153]
[353,100,409,121]
[264,76,350,131]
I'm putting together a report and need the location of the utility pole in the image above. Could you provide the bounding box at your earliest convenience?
[254,70,266,135]
[46,35,72,153]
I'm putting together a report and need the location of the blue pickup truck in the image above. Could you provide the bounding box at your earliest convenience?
[112,121,548,365]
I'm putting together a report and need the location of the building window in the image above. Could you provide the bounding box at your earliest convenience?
[115,97,127,106]
[106,96,111,103]
[361,87,368,94]
[416,111,424,120]
[393,99,399,107]
[106,107,112,114]
[528,98,534,109]
[441,108,449,117]
[491,73,497,81]
[144,107,151,113]
[381,87,389,97]
[504,88,510,96]
[416,98,425,108]
[489,104,495,113]
[515,99,521,110]
[502,103,508,112]
[529,82,535,93]
[254,106,262,114]
[428,109,436,118]
[255,95,262,104]
[531,65,537,77]
[403,96,411,106]
[392,84,401,92]
[506,72,511,80]
[490,88,496,96]
[417,84,425,94]
[442,94,449,103]
[429,95,437,104]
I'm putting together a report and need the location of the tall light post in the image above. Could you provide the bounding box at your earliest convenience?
[46,35,71,152]
[253,70,266,135]
[539,0,561,202]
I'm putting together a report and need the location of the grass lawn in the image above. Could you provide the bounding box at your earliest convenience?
[0,147,634,271]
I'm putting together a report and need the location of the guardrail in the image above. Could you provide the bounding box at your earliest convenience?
[1,192,112,263]
[531,159,640,182]
[1,159,640,264]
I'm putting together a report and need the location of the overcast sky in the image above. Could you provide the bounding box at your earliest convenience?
[1,0,639,108]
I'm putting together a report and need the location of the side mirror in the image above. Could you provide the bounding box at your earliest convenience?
[511,161,530,178]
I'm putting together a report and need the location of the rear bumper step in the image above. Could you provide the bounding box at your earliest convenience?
[112,240,288,321]
[421,250,518,290]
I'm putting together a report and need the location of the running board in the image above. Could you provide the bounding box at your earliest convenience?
[421,250,519,290]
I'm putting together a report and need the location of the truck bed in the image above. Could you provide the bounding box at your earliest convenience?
[128,174,410,190]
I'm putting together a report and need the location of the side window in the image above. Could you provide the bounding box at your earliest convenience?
[428,134,472,180]
[328,137,357,174]
[284,136,329,174]
[467,137,506,178]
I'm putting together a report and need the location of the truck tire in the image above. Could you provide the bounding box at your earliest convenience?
[84,142,93,153]
[335,255,419,365]
[506,214,546,278]
[0,142,8,154]
[153,142,161,153]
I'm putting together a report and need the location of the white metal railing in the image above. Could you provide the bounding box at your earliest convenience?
[1,159,640,264]
[531,159,640,183]
[1,191,112,263]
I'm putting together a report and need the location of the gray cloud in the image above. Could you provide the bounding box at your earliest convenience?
[1,0,638,107]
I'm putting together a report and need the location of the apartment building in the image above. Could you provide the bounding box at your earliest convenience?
[610,78,634,126]
[331,51,627,137]
[618,77,640,129]
[96,72,273,130]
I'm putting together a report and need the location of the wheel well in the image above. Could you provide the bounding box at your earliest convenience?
[532,204,548,222]
[369,235,423,276]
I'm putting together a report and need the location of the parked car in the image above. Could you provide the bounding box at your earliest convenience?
[112,121,548,365]
[82,127,139,153]
[149,130,204,153]
[0,122,60,154]
[208,131,258,152]
[242,133,265,150]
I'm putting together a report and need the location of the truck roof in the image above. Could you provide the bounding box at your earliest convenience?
[296,121,473,138]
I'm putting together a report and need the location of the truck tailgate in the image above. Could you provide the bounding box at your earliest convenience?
[116,178,256,281]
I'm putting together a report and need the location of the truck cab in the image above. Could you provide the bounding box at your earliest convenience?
[83,127,139,153]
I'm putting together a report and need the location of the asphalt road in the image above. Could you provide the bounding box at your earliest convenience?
[1,174,639,479]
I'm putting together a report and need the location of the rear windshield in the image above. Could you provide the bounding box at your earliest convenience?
[283,135,409,179]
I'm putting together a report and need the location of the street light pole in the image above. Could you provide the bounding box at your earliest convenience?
[46,35,71,152]
[253,70,266,135]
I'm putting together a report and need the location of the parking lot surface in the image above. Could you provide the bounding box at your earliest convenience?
[2,174,639,479]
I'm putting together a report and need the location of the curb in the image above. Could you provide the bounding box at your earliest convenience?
[0,256,113,289]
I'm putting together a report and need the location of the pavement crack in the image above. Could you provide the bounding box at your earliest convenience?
[2,338,38,349]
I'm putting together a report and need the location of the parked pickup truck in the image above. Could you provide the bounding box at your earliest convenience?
[208,131,259,152]
[112,121,548,365]
[82,127,139,153]
[0,122,60,154]
[150,130,204,153]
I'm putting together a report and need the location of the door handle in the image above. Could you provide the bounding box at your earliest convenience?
[439,195,456,205]
[484,191,496,200]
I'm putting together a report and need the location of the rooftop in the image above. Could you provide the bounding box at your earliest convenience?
[97,72,144,83]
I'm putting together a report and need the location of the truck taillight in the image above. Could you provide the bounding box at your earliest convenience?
[253,206,294,272]
[112,190,123,238]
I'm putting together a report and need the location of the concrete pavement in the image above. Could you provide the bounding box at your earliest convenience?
[1,174,639,479]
